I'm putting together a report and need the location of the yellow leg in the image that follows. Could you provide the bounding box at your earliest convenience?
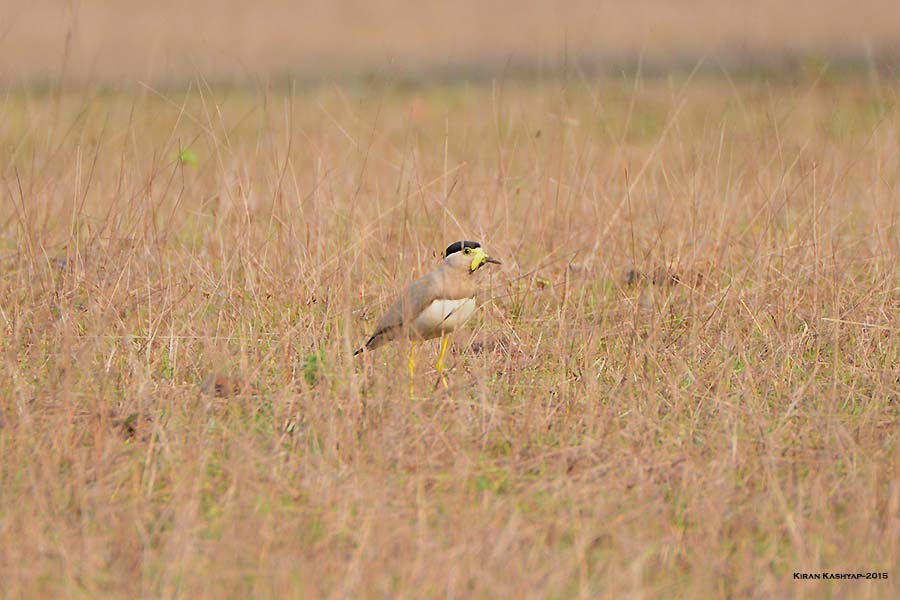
[408,341,417,395]
[435,334,450,389]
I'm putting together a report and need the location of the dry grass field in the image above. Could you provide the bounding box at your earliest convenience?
[3,2,900,593]
[1,72,899,598]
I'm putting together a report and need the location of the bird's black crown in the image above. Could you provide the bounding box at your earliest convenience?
[444,240,481,258]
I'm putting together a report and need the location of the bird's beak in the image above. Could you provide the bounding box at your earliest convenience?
[470,248,502,271]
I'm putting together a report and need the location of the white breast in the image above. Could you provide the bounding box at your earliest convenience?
[412,297,476,339]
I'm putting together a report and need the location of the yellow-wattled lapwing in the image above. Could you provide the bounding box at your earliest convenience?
[355,240,501,388]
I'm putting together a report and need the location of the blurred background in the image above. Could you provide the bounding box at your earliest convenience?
[3,0,900,86]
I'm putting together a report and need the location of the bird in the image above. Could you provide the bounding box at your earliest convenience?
[355,240,501,388]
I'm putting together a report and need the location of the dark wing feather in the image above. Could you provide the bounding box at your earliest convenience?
[355,272,441,353]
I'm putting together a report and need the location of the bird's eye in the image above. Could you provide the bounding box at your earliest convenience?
[464,248,470,254]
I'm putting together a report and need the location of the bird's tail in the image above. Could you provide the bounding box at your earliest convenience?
[353,336,373,356]
[354,332,384,356]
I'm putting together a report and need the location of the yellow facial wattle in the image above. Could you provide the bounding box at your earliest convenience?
[468,247,487,271]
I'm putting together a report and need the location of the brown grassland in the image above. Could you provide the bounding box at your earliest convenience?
[2,71,900,598]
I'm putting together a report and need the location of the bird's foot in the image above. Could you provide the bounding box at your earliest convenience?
[433,369,449,392]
